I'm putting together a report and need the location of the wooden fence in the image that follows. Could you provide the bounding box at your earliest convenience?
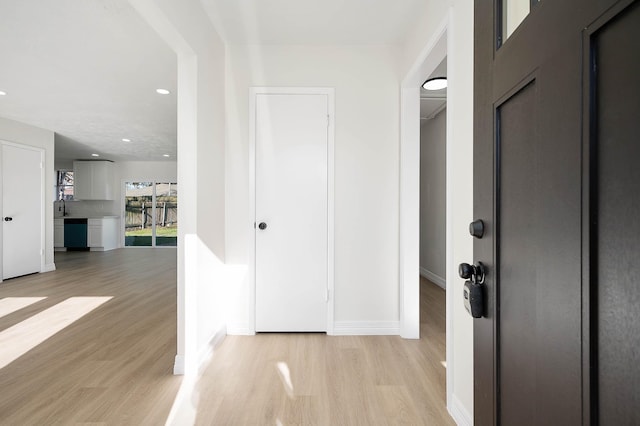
[125,202,177,230]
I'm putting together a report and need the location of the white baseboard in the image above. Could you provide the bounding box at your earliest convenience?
[196,326,227,374]
[449,394,473,426]
[54,247,67,252]
[173,355,185,375]
[42,263,56,273]
[226,324,255,335]
[420,267,446,290]
[173,326,228,376]
[332,321,400,336]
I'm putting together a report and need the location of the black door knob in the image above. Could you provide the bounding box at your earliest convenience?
[258,222,267,230]
[3,217,12,222]
[459,263,474,279]
[469,219,484,238]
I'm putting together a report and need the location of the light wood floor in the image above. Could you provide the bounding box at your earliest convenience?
[181,276,452,425]
[0,250,452,425]
[0,249,181,425]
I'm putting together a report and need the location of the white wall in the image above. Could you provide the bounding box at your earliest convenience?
[0,116,55,272]
[128,0,229,376]
[117,160,176,182]
[402,1,475,424]
[420,108,446,285]
[225,44,400,332]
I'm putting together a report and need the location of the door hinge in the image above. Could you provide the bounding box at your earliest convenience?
[325,288,330,302]
[327,114,330,128]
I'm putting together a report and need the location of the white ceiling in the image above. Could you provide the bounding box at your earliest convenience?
[421,57,447,121]
[201,0,428,45]
[0,0,177,163]
[0,1,431,165]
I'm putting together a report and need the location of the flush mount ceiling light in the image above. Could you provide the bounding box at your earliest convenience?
[91,153,100,157]
[422,77,447,91]
[122,138,131,142]
[163,154,170,158]
[156,89,171,95]
[0,91,6,96]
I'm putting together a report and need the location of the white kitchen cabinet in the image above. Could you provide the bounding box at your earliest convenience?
[54,219,64,248]
[73,160,115,200]
[88,217,119,251]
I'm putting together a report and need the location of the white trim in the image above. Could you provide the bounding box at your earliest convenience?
[400,9,449,340]
[196,325,226,373]
[400,7,457,420]
[333,321,400,336]
[173,354,185,375]
[420,267,446,290]
[248,87,335,334]
[449,393,473,426]
[226,324,254,336]
[39,148,45,275]
[42,263,56,273]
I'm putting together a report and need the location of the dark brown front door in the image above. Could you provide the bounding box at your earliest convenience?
[474,0,640,424]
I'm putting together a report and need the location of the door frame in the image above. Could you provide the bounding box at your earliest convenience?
[400,5,459,409]
[248,87,335,335]
[0,140,46,282]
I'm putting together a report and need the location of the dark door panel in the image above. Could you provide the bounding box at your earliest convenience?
[594,2,640,424]
[474,0,639,424]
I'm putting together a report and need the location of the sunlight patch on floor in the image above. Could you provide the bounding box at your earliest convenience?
[0,297,46,319]
[276,361,294,398]
[0,297,112,370]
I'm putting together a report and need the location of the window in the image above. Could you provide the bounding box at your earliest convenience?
[56,171,74,201]
[124,182,177,247]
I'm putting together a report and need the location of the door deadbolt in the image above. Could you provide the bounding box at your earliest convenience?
[469,219,484,238]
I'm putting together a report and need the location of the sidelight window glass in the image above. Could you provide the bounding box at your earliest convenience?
[124,182,153,247]
[502,0,540,44]
[154,183,177,247]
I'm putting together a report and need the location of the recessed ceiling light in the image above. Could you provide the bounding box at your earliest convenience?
[156,89,171,95]
[122,138,131,142]
[0,91,6,96]
[163,154,170,158]
[91,153,100,157]
[422,77,447,91]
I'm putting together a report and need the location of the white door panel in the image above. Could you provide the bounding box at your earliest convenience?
[2,144,42,280]
[255,93,328,332]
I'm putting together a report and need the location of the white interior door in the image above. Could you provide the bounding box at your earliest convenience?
[2,143,43,280]
[255,92,329,332]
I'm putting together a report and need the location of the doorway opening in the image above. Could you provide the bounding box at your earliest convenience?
[419,54,448,414]
[419,57,448,293]
[124,181,178,247]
